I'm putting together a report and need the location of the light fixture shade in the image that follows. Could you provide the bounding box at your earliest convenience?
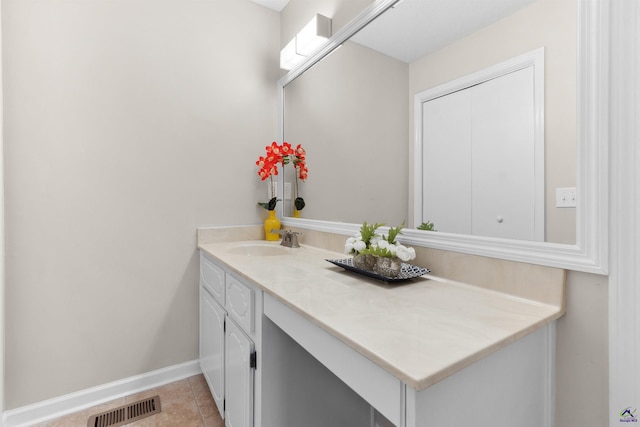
[279,13,332,71]
[280,37,306,71]
[296,14,332,56]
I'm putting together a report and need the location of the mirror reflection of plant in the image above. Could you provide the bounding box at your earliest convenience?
[417,221,437,231]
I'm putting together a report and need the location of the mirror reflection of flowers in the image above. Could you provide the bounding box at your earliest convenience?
[256,141,308,211]
[292,144,308,211]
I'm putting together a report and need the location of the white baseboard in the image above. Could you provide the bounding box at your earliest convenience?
[2,359,201,427]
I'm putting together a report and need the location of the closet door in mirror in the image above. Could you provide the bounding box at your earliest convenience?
[421,65,541,241]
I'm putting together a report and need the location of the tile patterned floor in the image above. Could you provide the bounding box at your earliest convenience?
[32,374,223,427]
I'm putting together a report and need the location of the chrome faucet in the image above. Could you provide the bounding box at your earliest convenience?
[273,229,301,248]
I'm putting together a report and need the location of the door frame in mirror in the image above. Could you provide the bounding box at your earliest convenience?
[277,0,608,275]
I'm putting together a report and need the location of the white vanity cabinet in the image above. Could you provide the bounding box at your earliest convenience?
[199,252,260,427]
[197,240,563,427]
[264,293,556,427]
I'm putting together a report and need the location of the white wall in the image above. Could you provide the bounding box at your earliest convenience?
[2,0,279,409]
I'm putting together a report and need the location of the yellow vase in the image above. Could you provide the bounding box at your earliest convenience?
[264,210,281,241]
[293,209,301,218]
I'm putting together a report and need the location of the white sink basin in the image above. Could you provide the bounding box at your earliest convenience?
[227,243,289,256]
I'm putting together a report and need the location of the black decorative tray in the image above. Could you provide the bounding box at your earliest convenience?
[326,258,431,283]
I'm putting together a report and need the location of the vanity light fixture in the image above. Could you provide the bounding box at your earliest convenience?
[296,14,332,55]
[279,14,332,71]
[280,38,307,71]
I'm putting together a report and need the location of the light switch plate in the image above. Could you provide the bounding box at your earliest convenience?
[284,182,292,200]
[556,187,577,208]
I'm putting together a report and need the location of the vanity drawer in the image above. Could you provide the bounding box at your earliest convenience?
[226,274,254,335]
[200,252,225,305]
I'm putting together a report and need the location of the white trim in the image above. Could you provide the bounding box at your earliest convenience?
[545,322,557,427]
[609,0,640,425]
[0,0,5,420]
[2,360,201,427]
[278,0,608,275]
[413,48,545,241]
[282,216,602,273]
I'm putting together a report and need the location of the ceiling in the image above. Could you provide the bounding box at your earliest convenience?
[249,0,290,12]
[351,0,536,63]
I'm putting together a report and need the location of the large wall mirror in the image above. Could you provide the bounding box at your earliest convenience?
[278,0,608,274]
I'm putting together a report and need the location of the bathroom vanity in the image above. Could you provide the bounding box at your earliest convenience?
[197,230,565,427]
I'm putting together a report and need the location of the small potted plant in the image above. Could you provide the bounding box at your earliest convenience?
[345,221,384,271]
[256,141,309,238]
[345,222,416,278]
[256,142,286,240]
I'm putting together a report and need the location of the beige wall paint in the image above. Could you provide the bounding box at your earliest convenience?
[3,0,279,409]
[409,0,577,245]
[556,271,609,427]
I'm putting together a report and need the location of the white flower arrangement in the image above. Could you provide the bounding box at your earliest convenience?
[345,222,416,262]
[345,233,368,254]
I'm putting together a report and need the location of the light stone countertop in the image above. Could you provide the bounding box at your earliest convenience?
[198,240,564,391]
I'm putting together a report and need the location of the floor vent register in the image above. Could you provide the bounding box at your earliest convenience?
[87,395,161,427]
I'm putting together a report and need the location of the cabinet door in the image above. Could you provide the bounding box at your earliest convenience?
[200,253,226,305]
[200,287,226,417]
[226,274,254,335]
[225,318,255,427]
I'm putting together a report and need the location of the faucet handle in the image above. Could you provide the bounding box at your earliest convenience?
[274,229,300,236]
[276,229,301,247]
[271,229,292,235]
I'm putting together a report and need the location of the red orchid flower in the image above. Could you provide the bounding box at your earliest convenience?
[257,141,308,181]
[281,142,292,156]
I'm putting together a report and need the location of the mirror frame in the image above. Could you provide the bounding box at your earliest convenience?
[277,0,608,275]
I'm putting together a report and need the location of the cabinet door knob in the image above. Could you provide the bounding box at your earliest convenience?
[496,216,504,223]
